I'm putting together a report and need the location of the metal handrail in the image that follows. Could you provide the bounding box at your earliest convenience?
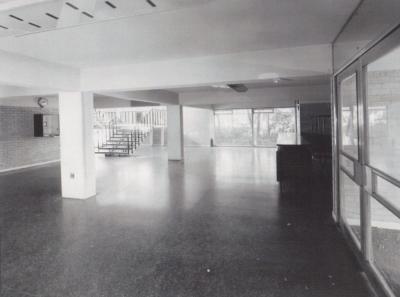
[94,108,166,155]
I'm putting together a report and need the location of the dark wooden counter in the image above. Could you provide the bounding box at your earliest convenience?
[276,140,312,188]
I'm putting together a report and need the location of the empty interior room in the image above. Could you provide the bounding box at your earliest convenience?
[1,0,400,296]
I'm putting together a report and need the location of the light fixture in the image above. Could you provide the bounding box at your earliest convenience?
[147,0,156,7]
[211,84,230,89]
[105,1,116,9]
[273,78,280,84]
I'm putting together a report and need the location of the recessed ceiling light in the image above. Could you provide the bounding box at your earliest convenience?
[65,2,79,10]
[28,22,41,28]
[147,0,156,7]
[105,1,116,9]
[9,14,24,21]
[45,12,59,20]
[82,11,94,18]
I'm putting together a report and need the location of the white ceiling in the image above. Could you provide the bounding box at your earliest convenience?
[0,0,360,68]
[168,75,330,93]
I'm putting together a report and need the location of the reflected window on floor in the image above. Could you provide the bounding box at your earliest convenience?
[371,197,400,296]
[340,171,361,241]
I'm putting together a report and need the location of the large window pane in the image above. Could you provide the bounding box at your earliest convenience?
[371,198,400,296]
[340,73,359,159]
[341,171,361,240]
[253,108,295,147]
[367,46,400,181]
[215,109,252,146]
[376,177,400,212]
[340,154,355,176]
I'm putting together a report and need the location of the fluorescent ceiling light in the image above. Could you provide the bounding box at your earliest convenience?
[0,0,52,11]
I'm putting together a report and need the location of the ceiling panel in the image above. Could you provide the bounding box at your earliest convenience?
[0,0,212,37]
[0,0,359,68]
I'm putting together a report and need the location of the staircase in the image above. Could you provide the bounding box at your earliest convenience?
[94,108,166,157]
[95,125,150,156]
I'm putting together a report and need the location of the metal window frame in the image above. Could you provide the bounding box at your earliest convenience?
[213,106,298,148]
[334,23,400,297]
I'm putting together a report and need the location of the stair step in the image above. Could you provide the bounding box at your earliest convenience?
[97,149,131,153]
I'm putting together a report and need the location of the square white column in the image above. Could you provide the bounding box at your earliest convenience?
[59,92,96,199]
[167,105,184,161]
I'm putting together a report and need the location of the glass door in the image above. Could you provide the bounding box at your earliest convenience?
[336,29,400,297]
[337,63,364,247]
[362,41,400,296]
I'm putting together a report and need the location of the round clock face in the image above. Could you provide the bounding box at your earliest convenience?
[38,97,48,108]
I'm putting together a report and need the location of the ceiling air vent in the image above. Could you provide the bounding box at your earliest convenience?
[227,84,248,93]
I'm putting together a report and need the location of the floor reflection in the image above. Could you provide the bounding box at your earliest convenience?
[0,147,372,297]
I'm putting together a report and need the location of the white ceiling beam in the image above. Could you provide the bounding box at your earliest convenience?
[0,84,55,98]
[100,90,179,105]
[81,44,332,92]
[179,84,331,109]
[0,0,52,11]
[0,48,80,90]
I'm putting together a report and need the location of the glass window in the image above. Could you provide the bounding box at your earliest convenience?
[215,109,252,146]
[371,198,400,296]
[341,171,361,241]
[340,154,355,176]
[376,177,400,212]
[339,73,359,159]
[365,167,373,194]
[253,108,296,147]
[366,46,400,181]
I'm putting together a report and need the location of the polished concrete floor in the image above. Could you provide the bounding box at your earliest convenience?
[0,147,372,297]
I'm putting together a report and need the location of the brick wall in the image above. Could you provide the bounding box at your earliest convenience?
[0,106,60,171]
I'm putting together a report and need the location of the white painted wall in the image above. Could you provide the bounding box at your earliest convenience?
[103,90,179,105]
[179,84,330,109]
[167,105,184,161]
[93,95,132,109]
[0,96,59,108]
[59,92,96,199]
[183,107,213,147]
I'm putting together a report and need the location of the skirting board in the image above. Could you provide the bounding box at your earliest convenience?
[0,159,60,174]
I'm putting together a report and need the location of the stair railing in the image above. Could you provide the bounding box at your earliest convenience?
[94,108,166,155]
